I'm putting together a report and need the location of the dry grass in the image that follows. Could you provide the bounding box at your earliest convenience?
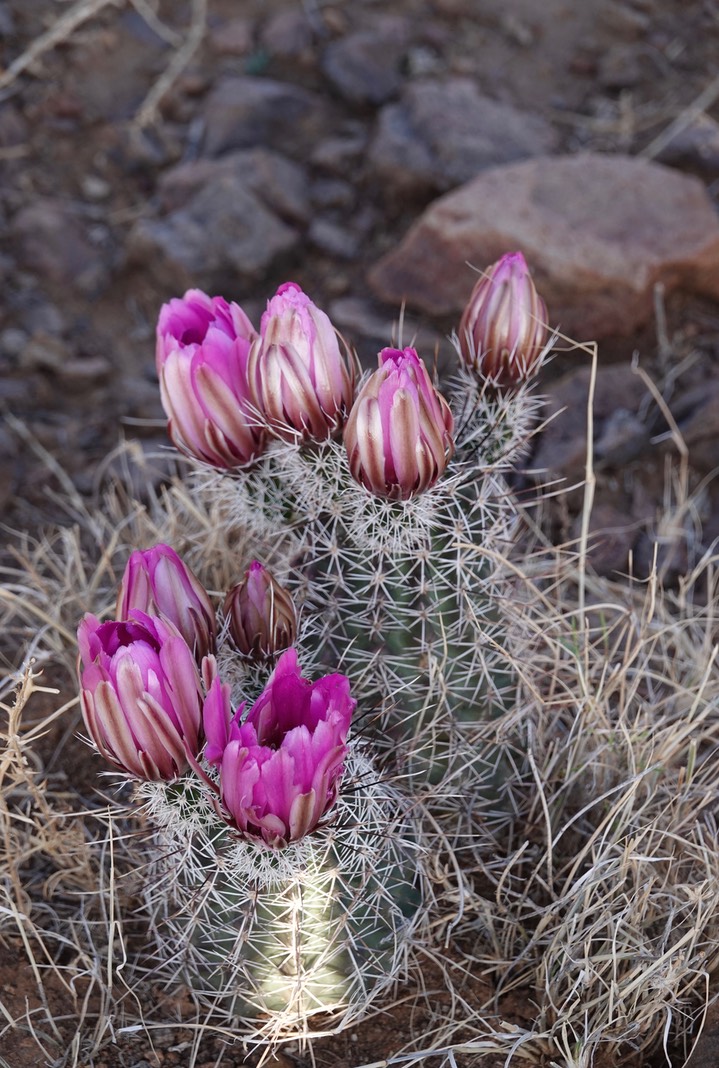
[1,432,718,1067]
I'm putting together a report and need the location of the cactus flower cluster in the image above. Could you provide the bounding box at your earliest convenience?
[77,251,551,1038]
[78,545,347,847]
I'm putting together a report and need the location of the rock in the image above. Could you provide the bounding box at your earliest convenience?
[655,113,719,177]
[598,44,643,90]
[157,149,310,225]
[0,103,27,147]
[599,1,651,38]
[11,198,108,294]
[0,328,28,361]
[310,178,355,209]
[81,175,112,200]
[310,128,368,173]
[320,19,408,105]
[673,380,719,474]
[208,16,254,56]
[20,332,72,372]
[328,296,448,371]
[571,498,639,576]
[308,218,359,260]
[532,363,648,479]
[368,154,719,339]
[201,76,324,158]
[127,173,300,292]
[369,78,558,196]
[129,149,309,291]
[260,9,314,57]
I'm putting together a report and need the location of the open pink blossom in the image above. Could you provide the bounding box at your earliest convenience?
[116,544,216,660]
[343,346,454,500]
[247,282,355,443]
[458,251,548,385]
[203,648,355,847]
[156,289,266,467]
[77,611,204,781]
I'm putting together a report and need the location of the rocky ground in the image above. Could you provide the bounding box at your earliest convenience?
[1,0,719,582]
[2,0,719,1065]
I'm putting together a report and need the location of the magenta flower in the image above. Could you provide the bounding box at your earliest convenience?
[224,561,297,660]
[116,544,217,660]
[247,282,355,443]
[458,251,548,385]
[203,649,355,848]
[156,289,267,468]
[77,611,204,781]
[343,346,454,501]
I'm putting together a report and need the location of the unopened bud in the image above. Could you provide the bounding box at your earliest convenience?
[248,282,355,443]
[458,251,548,386]
[224,561,297,659]
[343,346,454,501]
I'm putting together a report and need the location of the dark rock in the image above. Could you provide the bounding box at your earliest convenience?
[673,380,719,474]
[201,76,324,158]
[655,113,719,177]
[369,154,719,340]
[310,129,368,173]
[20,332,72,372]
[11,198,108,294]
[0,328,28,360]
[328,296,448,370]
[571,498,639,576]
[532,363,648,480]
[260,9,314,57]
[208,16,254,56]
[321,19,408,106]
[369,78,558,196]
[598,44,643,91]
[0,103,27,147]
[308,219,359,260]
[127,176,300,292]
[157,149,310,225]
[599,1,651,38]
[310,178,355,209]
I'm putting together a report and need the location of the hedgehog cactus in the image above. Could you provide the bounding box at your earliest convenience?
[77,253,550,1041]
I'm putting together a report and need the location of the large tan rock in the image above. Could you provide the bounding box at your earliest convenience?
[368,153,719,339]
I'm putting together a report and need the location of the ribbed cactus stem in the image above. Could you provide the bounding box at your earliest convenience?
[137,744,428,1041]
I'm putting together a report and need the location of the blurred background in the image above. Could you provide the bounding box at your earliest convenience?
[1,0,719,578]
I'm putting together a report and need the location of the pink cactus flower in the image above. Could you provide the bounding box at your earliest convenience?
[156,289,267,468]
[458,251,548,386]
[343,346,454,501]
[77,611,204,781]
[248,282,355,443]
[203,648,355,848]
[116,544,217,660]
[224,561,297,660]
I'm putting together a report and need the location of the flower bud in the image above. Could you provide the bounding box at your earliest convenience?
[116,544,217,660]
[156,289,267,468]
[224,561,297,660]
[458,251,548,385]
[77,612,204,781]
[248,282,355,443]
[343,346,454,501]
[203,648,355,848]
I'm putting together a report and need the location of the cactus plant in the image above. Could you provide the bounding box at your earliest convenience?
[77,254,551,1042]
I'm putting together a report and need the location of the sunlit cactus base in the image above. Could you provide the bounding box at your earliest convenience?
[137,745,429,1042]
